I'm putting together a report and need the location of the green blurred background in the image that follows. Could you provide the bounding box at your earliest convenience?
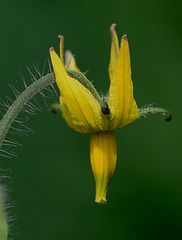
[0,0,182,239]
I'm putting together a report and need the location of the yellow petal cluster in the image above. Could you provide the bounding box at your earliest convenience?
[50,24,139,203]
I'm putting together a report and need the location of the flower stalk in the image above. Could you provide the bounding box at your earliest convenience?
[0,73,54,149]
[0,188,8,240]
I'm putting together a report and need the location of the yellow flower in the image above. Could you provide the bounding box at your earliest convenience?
[50,24,139,204]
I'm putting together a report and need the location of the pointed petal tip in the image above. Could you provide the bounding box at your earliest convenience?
[49,47,54,52]
[58,34,64,40]
[123,34,128,40]
[110,23,116,32]
[95,198,107,204]
[65,49,72,54]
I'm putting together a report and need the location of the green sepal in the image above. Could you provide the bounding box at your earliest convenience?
[138,106,172,122]
[67,70,101,103]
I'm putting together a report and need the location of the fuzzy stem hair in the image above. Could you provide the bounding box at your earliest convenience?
[0,73,55,149]
[138,106,172,122]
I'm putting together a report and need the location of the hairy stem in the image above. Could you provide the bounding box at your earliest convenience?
[138,106,172,122]
[0,187,8,240]
[0,73,55,149]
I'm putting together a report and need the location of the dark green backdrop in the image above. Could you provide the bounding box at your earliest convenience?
[0,0,181,239]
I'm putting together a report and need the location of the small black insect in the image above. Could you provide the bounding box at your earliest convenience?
[100,94,110,115]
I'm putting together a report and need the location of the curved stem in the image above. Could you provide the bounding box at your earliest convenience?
[138,106,172,122]
[0,73,55,149]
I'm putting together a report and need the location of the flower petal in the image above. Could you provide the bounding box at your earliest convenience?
[65,50,80,72]
[90,131,117,204]
[108,23,119,82]
[108,35,139,129]
[50,48,105,133]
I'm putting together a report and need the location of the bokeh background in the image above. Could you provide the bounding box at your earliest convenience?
[0,0,182,239]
